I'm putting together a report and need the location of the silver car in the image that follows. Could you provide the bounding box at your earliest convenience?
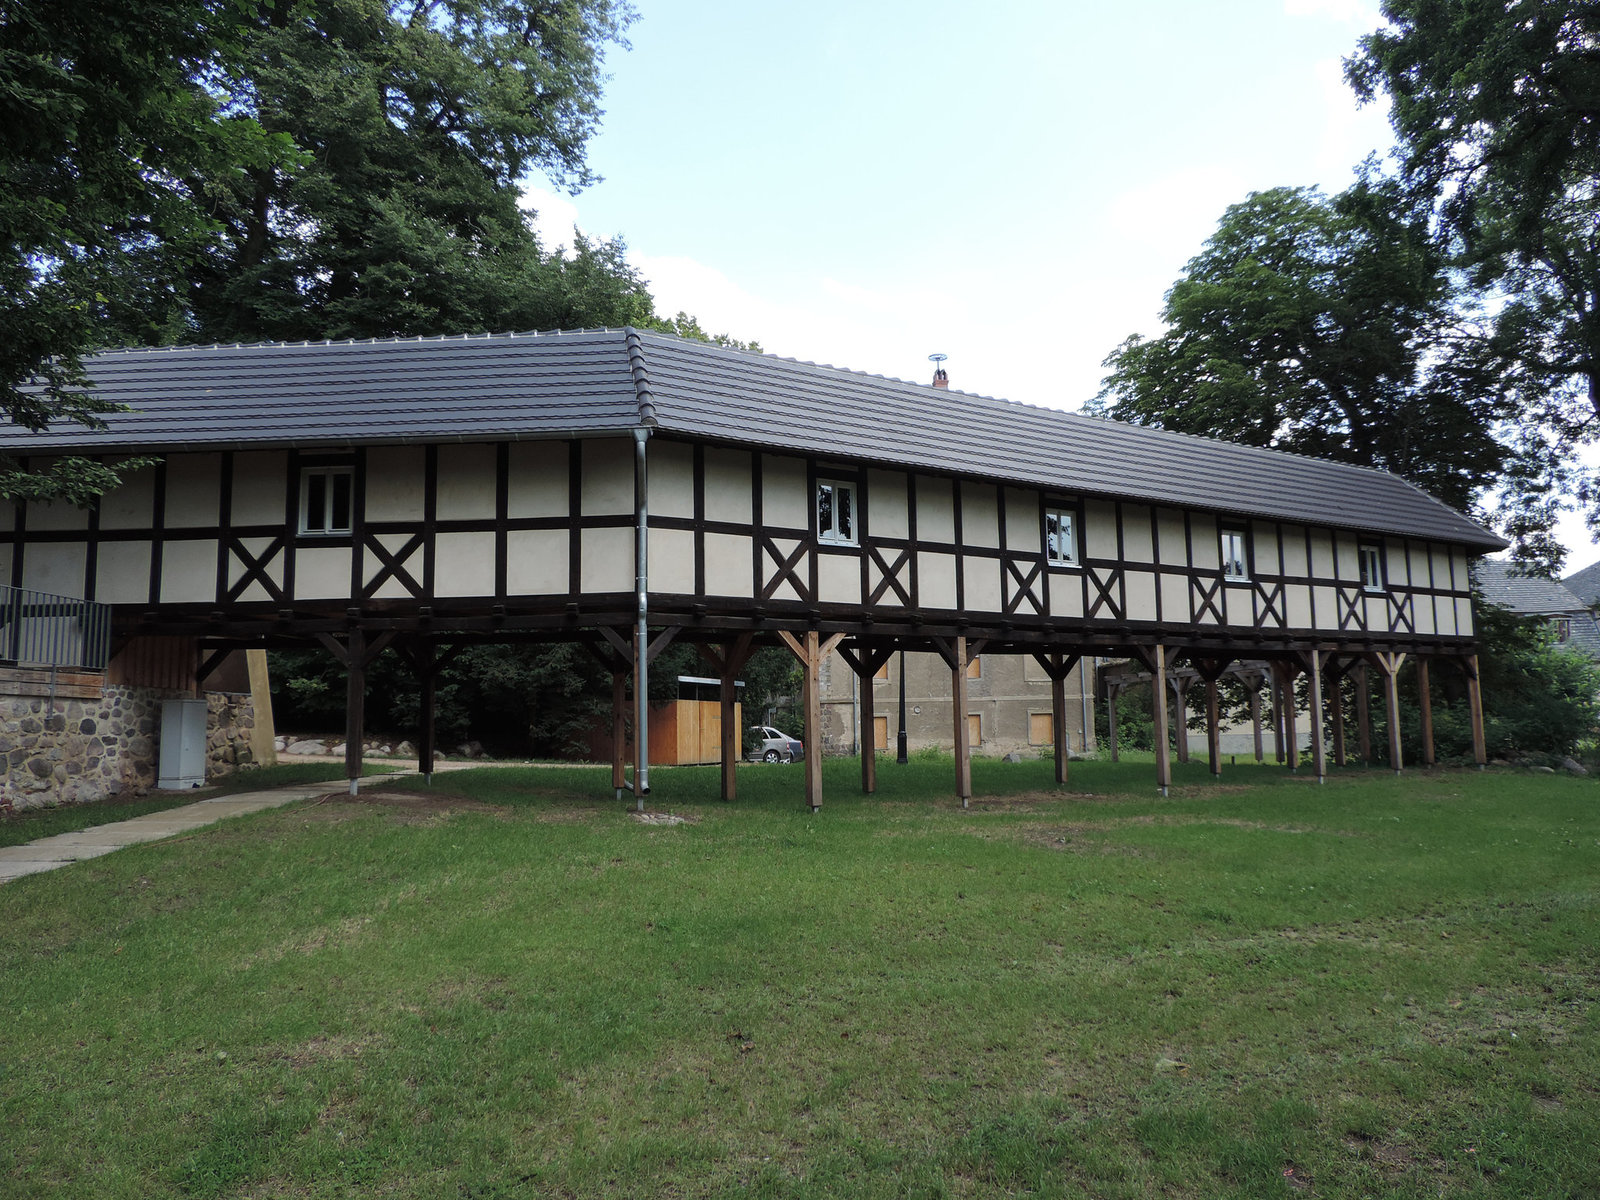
[748,725,803,763]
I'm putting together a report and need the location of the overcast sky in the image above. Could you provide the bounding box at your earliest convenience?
[523,0,1597,570]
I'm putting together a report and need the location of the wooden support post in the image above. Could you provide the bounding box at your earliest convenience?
[1307,651,1327,784]
[1417,658,1435,768]
[1248,675,1264,762]
[1271,672,1287,764]
[419,659,437,781]
[1355,664,1372,762]
[860,663,878,794]
[1205,680,1222,777]
[699,634,754,804]
[344,627,366,796]
[1051,671,1069,785]
[1329,665,1347,767]
[1464,653,1487,769]
[778,630,843,811]
[951,635,972,807]
[611,671,628,791]
[1373,652,1407,774]
[1151,646,1172,796]
[245,649,277,768]
[1278,663,1300,771]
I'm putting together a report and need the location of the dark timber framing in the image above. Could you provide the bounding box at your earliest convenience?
[1,328,1506,808]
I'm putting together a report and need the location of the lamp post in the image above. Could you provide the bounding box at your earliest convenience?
[896,647,909,764]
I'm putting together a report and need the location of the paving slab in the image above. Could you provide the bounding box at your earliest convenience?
[0,780,380,884]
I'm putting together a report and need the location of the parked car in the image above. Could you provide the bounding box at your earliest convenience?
[748,725,803,763]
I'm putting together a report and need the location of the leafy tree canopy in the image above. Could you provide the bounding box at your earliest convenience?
[1091,179,1505,514]
[1348,0,1600,559]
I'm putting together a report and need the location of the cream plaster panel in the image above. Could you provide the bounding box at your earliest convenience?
[433,532,496,597]
[293,548,349,600]
[1455,596,1473,636]
[770,580,802,604]
[1251,525,1279,574]
[1222,582,1251,626]
[1124,570,1158,622]
[1385,538,1410,587]
[1414,598,1436,636]
[650,528,696,595]
[23,543,87,598]
[27,499,88,532]
[817,552,861,606]
[367,576,413,601]
[508,442,568,517]
[871,471,909,540]
[1408,543,1431,588]
[1121,505,1154,563]
[1191,514,1221,570]
[1286,587,1312,629]
[648,441,695,520]
[506,530,569,596]
[762,455,808,530]
[230,453,288,526]
[917,477,955,542]
[962,484,1000,548]
[1364,595,1390,630]
[435,445,497,521]
[965,557,1002,612]
[581,526,633,594]
[1281,526,1308,577]
[1084,499,1118,559]
[1450,549,1469,593]
[703,533,752,597]
[1004,488,1037,553]
[1160,574,1187,622]
[1307,530,1334,578]
[580,439,634,517]
[164,455,221,528]
[920,552,957,609]
[233,580,274,603]
[364,447,425,522]
[1431,546,1454,591]
[704,450,752,525]
[1334,535,1359,581]
[1313,586,1338,629]
[1049,573,1085,619]
[1157,509,1187,565]
[159,539,217,603]
[97,465,156,531]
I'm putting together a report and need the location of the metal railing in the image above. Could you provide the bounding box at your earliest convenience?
[0,584,112,671]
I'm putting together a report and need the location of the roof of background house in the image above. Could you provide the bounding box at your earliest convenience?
[1475,559,1589,615]
[3,326,1505,550]
[1563,558,1600,608]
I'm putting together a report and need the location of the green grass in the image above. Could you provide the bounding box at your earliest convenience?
[2,757,1596,1198]
[0,762,403,848]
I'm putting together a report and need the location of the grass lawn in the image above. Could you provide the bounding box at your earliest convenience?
[0,762,404,849]
[2,757,1595,1198]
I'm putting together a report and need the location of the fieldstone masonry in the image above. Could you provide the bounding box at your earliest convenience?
[0,684,257,813]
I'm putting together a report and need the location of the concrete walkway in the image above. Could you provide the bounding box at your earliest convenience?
[0,782,353,884]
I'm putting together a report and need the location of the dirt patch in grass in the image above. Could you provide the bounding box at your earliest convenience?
[282,1032,377,1069]
[295,790,510,825]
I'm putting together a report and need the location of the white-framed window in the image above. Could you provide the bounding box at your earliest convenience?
[1045,507,1078,566]
[1359,543,1385,592]
[816,478,857,546]
[299,466,353,535]
[1221,528,1248,581]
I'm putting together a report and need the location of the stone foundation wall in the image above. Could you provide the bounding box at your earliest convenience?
[0,685,258,813]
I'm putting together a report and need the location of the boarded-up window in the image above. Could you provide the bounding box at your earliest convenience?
[967,713,982,747]
[967,656,982,679]
[874,662,889,680]
[1029,712,1053,746]
[873,715,889,750]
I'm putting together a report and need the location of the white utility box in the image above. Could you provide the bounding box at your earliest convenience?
[158,698,208,789]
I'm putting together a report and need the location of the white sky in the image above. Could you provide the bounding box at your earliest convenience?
[522,0,1598,572]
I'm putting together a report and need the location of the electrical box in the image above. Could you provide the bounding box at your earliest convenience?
[158,698,208,789]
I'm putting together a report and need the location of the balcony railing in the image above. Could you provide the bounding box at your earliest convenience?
[0,585,112,672]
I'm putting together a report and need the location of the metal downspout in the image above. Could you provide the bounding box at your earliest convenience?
[633,426,651,808]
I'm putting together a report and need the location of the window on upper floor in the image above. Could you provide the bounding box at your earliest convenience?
[299,466,353,536]
[1221,528,1248,581]
[816,478,857,546]
[1553,617,1572,643]
[1359,543,1386,593]
[1045,508,1078,566]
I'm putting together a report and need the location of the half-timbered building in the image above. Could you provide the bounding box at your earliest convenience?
[0,328,1506,806]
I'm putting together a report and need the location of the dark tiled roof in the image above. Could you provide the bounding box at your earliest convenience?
[1563,558,1600,607]
[3,327,1505,550]
[1474,559,1589,615]
[1562,611,1600,661]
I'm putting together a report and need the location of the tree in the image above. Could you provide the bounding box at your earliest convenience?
[1348,1,1600,559]
[1092,180,1505,514]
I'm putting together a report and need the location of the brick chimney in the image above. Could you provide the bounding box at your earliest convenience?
[931,366,949,388]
